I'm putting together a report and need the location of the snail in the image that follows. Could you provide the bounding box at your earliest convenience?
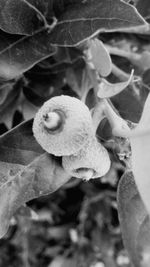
[32,95,94,156]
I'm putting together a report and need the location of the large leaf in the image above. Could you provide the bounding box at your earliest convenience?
[117,171,150,267]
[129,93,150,215]
[0,30,56,79]
[0,0,47,35]
[48,0,147,46]
[0,120,71,238]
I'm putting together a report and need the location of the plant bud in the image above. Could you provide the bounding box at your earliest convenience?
[32,95,95,156]
[62,138,111,180]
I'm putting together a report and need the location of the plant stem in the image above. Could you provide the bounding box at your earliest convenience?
[105,44,140,61]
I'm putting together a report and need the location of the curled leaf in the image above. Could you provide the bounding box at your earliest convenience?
[89,38,112,77]
[97,70,134,98]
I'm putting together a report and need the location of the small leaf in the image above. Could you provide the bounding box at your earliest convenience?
[89,38,112,77]
[0,0,46,35]
[0,120,71,237]
[97,70,134,98]
[117,171,150,267]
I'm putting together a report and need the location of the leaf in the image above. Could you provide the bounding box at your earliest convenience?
[111,82,148,123]
[0,0,46,35]
[142,69,150,90]
[0,81,14,105]
[129,93,150,215]
[97,70,134,98]
[26,0,52,17]
[137,216,150,267]
[0,120,71,237]
[22,98,39,120]
[89,38,112,77]
[54,46,83,64]
[0,29,56,79]
[0,82,21,128]
[117,171,150,267]
[66,64,92,99]
[23,68,67,105]
[0,0,146,79]
[135,0,150,23]
[48,0,147,46]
